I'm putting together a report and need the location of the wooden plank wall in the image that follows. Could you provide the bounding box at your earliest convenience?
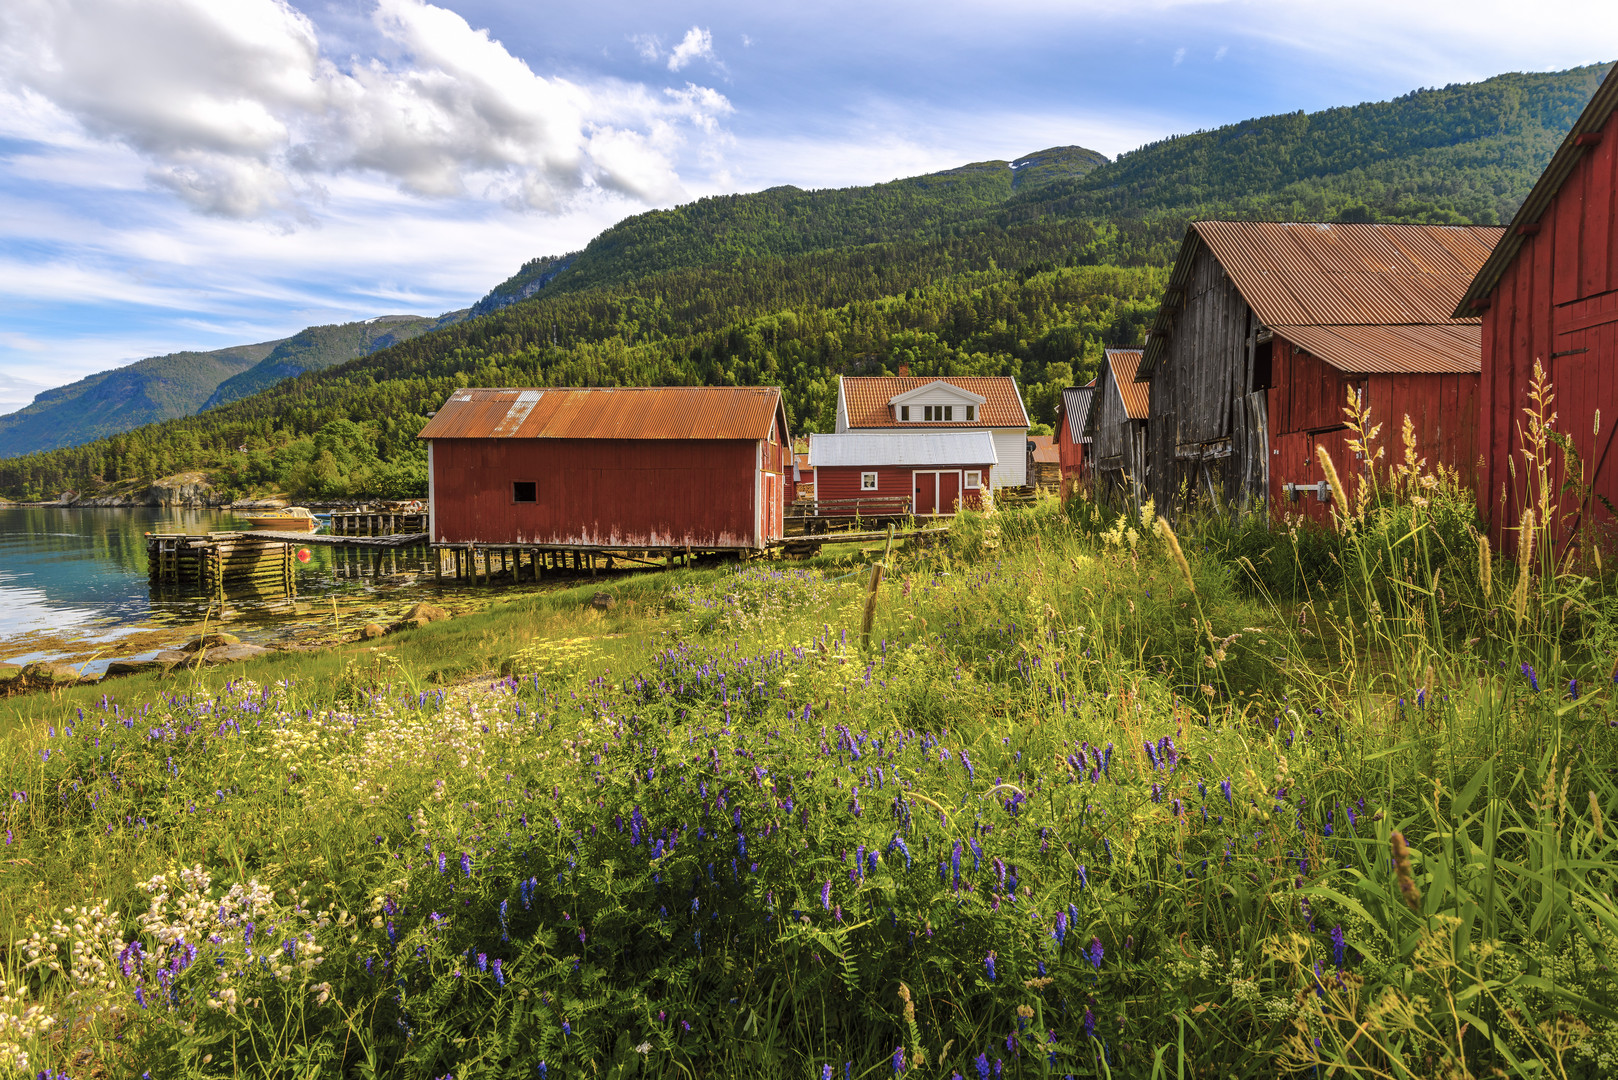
[1481,101,1618,546]
[1147,244,1257,516]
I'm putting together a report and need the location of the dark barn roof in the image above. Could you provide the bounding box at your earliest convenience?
[418,387,785,442]
[1060,384,1094,444]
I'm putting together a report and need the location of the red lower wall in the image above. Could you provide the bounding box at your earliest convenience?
[429,437,774,547]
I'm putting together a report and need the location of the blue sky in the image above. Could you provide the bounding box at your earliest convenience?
[0,0,1613,413]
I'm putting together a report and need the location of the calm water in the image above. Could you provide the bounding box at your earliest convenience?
[0,506,436,665]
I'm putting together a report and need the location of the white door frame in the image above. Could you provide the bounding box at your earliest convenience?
[910,469,965,515]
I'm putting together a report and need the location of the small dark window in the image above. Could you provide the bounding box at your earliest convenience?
[513,481,537,503]
[944,405,953,421]
[965,405,975,421]
[1252,342,1273,392]
[901,405,910,421]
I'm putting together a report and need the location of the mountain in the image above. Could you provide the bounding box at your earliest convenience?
[0,312,470,459]
[201,313,463,410]
[470,145,1112,313]
[1,63,1610,501]
[0,341,278,458]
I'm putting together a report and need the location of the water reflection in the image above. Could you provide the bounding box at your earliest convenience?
[0,506,438,660]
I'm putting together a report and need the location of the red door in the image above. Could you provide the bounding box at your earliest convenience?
[913,471,938,515]
[939,471,962,514]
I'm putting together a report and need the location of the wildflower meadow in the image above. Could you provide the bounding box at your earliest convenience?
[2,386,1617,1078]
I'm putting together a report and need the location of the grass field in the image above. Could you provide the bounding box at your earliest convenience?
[2,396,1616,1078]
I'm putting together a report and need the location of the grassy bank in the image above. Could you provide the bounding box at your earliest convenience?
[1,454,1616,1077]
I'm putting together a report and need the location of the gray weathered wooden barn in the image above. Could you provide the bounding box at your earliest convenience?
[1136,221,1502,520]
[1084,349,1149,509]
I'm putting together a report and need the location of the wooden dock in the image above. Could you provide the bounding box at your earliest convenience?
[146,533,298,595]
[327,509,428,537]
[243,529,428,548]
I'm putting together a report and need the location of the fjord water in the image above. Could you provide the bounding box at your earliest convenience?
[0,506,387,663]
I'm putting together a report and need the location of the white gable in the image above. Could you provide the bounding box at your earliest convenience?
[888,380,987,408]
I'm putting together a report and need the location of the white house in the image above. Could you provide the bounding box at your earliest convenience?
[833,374,1031,488]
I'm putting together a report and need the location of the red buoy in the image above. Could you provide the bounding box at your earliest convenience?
[297,548,312,563]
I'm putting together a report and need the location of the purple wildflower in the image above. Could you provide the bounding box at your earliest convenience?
[493,959,505,987]
[1331,925,1346,968]
[1521,663,1539,692]
[1088,937,1104,969]
[892,1045,905,1074]
[975,1053,990,1080]
[821,880,832,910]
[461,852,472,877]
[985,950,996,980]
[1083,1006,1095,1040]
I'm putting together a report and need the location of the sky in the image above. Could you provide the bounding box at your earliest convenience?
[0,1,1614,414]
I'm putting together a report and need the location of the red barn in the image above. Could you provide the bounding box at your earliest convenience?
[418,387,791,549]
[1139,221,1501,526]
[809,432,996,515]
[1056,382,1095,494]
[1457,64,1618,550]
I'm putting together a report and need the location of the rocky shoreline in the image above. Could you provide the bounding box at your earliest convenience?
[0,602,452,694]
[1,471,401,510]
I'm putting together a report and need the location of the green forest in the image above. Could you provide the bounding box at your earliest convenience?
[0,62,1609,501]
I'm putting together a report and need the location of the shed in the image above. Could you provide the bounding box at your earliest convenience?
[1086,349,1150,509]
[1139,221,1502,525]
[835,376,1030,487]
[809,431,997,516]
[1056,382,1095,494]
[417,387,791,549]
[1457,63,1618,550]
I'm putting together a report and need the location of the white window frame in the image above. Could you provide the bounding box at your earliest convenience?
[963,470,982,489]
[860,471,879,491]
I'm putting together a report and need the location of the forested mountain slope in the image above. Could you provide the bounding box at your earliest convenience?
[201,313,462,411]
[0,63,1609,500]
[0,340,279,458]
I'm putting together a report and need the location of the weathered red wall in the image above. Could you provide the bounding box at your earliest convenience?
[1056,412,1086,483]
[1266,339,1479,526]
[1480,106,1618,548]
[430,438,775,547]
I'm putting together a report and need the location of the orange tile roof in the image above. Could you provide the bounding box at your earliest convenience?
[418,387,784,441]
[840,376,1028,428]
[1107,349,1150,420]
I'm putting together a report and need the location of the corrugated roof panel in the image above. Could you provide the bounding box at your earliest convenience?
[841,376,1029,428]
[1060,386,1094,444]
[1107,349,1150,419]
[417,387,782,440]
[1272,324,1482,375]
[1194,221,1503,328]
[809,431,999,468]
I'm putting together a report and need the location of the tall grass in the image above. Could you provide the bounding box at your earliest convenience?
[0,382,1615,1078]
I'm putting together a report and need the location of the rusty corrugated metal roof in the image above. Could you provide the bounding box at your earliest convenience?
[1107,349,1150,420]
[1060,385,1094,444]
[417,387,784,441]
[1459,63,1618,315]
[1273,324,1482,375]
[840,376,1029,428]
[1032,444,1061,463]
[1196,221,1503,326]
[1027,434,1054,449]
[1139,222,1503,380]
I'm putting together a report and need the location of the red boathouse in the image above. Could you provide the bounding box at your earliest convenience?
[1457,64,1618,550]
[418,387,791,550]
[809,432,996,515]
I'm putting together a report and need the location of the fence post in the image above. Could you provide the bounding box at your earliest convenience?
[860,525,895,652]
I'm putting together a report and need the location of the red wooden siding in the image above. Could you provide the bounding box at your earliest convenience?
[431,438,777,547]
[1265,337,1479,526]
[1479,96,1618,547]
[1056,411,1086,490]
[816,464,987,513]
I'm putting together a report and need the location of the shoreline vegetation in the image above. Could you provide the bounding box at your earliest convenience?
[2,389,1616,1079]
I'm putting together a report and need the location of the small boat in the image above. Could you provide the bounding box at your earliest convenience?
[243,507,321,533]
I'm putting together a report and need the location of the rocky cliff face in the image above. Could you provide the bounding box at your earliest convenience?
[145,472,222,507]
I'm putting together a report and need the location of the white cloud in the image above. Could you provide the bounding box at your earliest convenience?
[629,33,662,62]
[1172,46,1187,65]
[1214,45,1228,61]
[0,0,732,219]
[667,27,716,72]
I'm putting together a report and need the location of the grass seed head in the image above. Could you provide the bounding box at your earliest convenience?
[1155,518,1194,593]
